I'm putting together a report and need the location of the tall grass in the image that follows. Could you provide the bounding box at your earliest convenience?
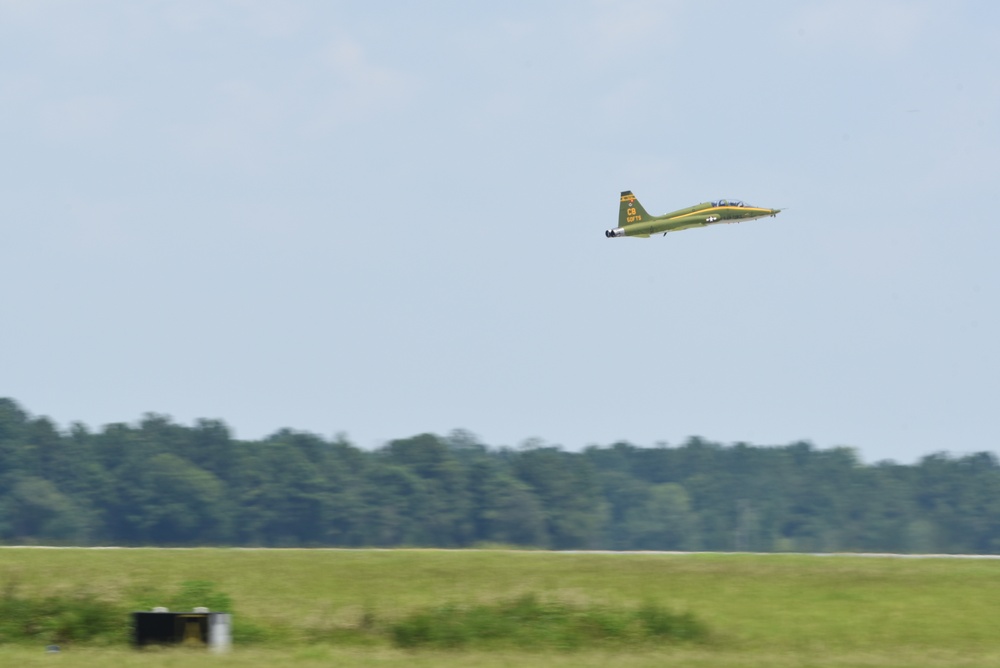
[388,593,708,649]
[0,581,127,645]
[0,576,708,651]
[2,548,1000,665]
[0,577,266,647]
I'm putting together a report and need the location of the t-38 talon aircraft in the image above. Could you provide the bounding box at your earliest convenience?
[605,191,781,238]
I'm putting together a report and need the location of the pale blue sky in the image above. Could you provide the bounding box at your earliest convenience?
[1,1,997,462]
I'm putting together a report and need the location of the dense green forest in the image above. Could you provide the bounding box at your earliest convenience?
[1,397,999,553]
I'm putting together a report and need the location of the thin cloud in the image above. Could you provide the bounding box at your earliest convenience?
[308,38,419,130]
[38,94,125,143]
[789,0,932,57]
[587,0,685,55]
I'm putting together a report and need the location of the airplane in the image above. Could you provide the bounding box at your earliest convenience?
[605,191,781,238]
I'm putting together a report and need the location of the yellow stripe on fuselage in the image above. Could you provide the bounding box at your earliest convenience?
[661,206,771,221]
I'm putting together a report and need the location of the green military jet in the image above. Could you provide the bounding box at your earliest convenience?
[606,191,781,238]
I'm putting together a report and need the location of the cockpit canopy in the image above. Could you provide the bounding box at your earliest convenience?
[712,199,748,207]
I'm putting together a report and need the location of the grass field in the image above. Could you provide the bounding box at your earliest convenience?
[2,548,1000,667]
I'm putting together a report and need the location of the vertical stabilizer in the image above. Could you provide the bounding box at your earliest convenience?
[619,191,652,228]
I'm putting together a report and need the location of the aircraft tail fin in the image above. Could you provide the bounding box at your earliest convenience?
[619,191,652,227]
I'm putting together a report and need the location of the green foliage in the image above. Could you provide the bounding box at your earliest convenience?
[166,580,232,613]
[0,582,127,645]
[4,396,1000,553]
[389,594,709,650]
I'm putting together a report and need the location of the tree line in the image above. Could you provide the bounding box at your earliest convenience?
[2,397,999,553]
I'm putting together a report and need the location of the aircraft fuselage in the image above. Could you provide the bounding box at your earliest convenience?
[607,192,781,238]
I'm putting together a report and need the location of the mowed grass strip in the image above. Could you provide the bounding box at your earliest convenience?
[6,646,1000,668]
[1,548,1000,657]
